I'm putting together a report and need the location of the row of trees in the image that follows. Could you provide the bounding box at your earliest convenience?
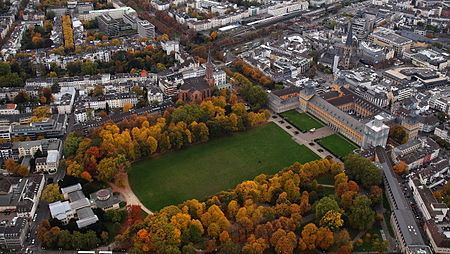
[62,15,75,51]
[216,24,280,48]
[38,222,101,250]
[118,154,383,253]
[64,94,270,184]
[47,46,175,77]
[232,59,274,88]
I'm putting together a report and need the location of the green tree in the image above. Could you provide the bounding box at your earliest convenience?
[46,10,56,20]
[344,153,382,188]
[187,220,204,243]
[218,240,241,254]
[347,195,375,231]
[315,196,340,221]
[240,84,267,111]
[81,60,98,75]
[57,230,72,249]
[0,62,11,76]
[389,125,408,144]
[372,238,388,253]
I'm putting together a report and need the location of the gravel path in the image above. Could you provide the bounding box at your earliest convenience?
[109,174,153,215]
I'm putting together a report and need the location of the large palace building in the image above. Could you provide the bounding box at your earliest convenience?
[270,77,391,149]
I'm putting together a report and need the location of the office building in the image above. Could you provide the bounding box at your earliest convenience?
[137,19,155,38]
[98,14,119,37]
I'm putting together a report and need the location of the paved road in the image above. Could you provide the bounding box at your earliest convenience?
[24,201,50,254]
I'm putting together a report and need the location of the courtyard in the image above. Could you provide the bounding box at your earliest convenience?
[280,110,324,132]
[318,134,358,158]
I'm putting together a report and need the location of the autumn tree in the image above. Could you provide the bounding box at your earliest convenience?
[123,103,133,112]
[4,158,29,176]
[319,210,344,231]
[393,161,408,175]
[31,106,51,122]
[336,246,352,254]
[299,223,318,250]
[13,90,30,103]
[92,85,104,96]
[242,234,268,254]
[210,31,218,40]
[41,184,63,203]
[200,205,230,236]
[316,226,334,250]
[334,229,352,250]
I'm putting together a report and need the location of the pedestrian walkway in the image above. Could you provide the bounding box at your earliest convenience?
[109,175,153,215]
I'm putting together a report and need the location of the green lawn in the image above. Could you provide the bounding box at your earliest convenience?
[319,134,358,158]
[316,174,334,185]
[280,110,323,132]
[129,123,320,211]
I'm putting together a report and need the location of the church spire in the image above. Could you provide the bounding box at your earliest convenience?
[207,48,212,65]
[205,48,214,82]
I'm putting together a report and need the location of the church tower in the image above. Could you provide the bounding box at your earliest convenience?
[342,22,353,69]
[205,49,215,87]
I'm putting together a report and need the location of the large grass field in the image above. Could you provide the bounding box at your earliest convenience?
[319,134,358,158]
[129,123,320,211]
[280,110,323,132]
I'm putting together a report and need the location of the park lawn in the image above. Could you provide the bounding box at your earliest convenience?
[280,110,323,132]
[316,174,334,185]
[319,134,358,158]
[129,122,320,211]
